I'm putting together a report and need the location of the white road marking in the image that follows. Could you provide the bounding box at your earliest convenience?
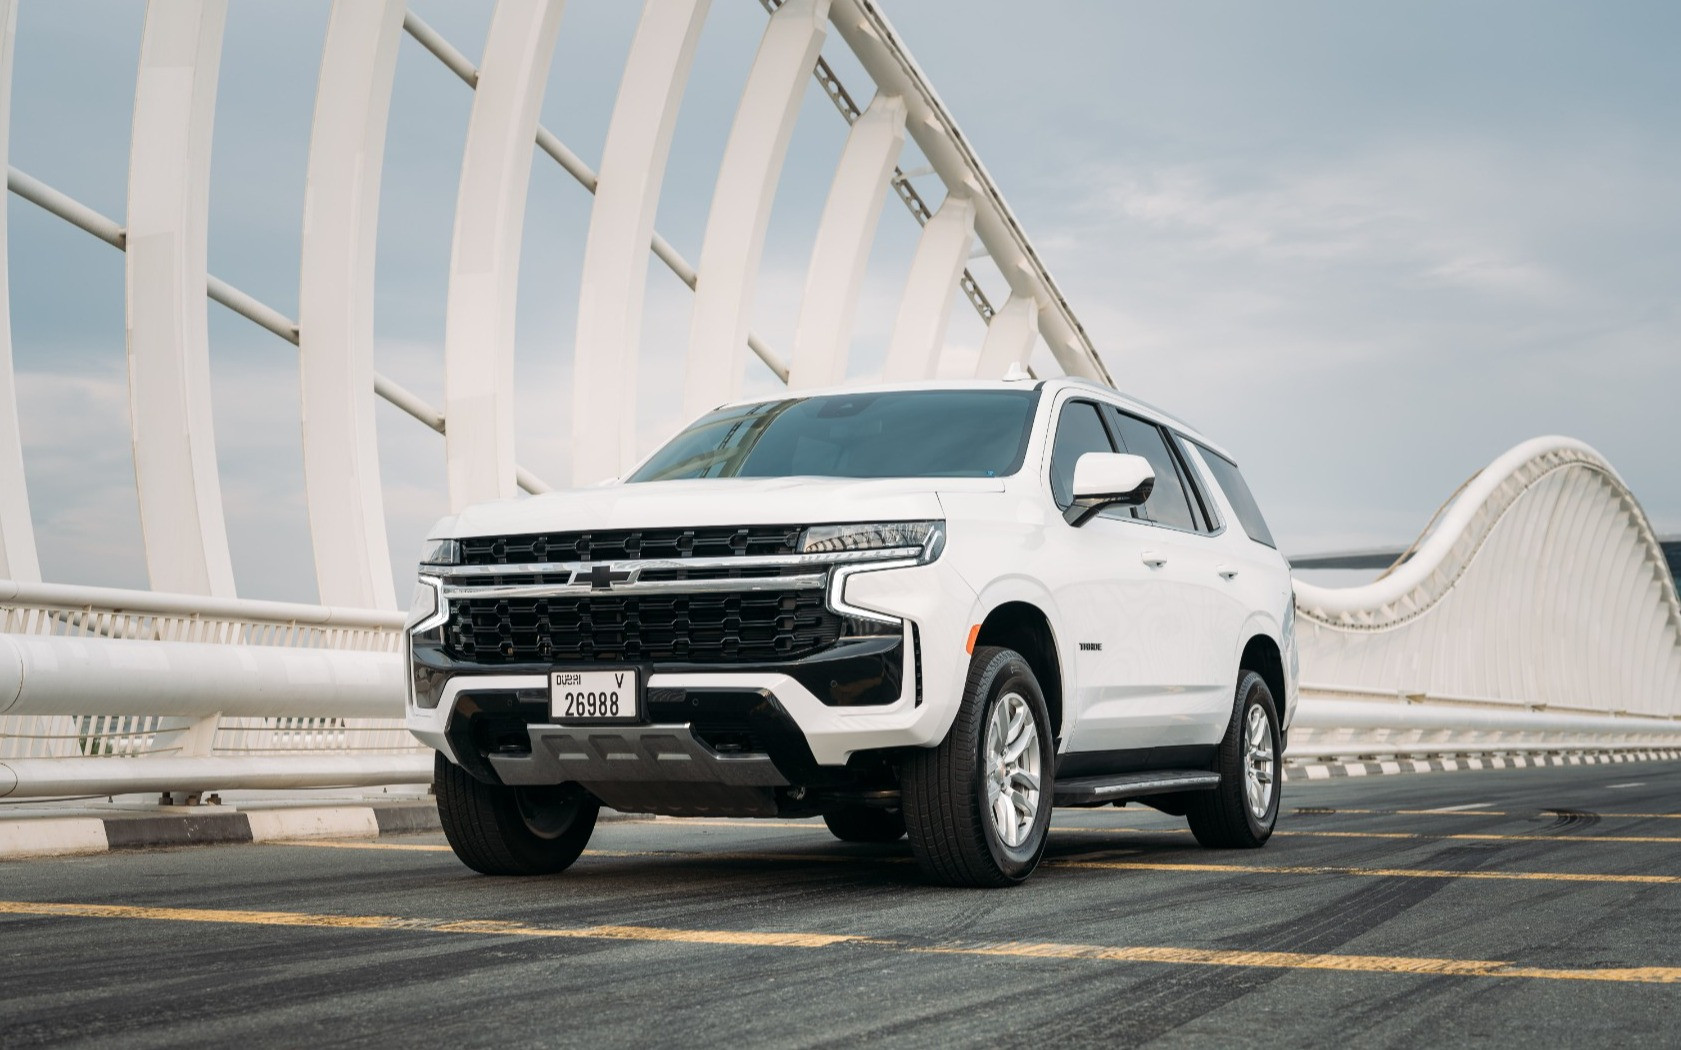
[1606,783,1646,790]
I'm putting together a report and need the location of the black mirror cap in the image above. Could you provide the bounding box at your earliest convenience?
[1063,476,1154,527]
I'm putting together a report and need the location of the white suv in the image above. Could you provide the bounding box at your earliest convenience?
[406,378,1297,887]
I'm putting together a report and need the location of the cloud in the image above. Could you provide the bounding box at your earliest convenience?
[1023,133,1681,548]
[5,0,1678,608]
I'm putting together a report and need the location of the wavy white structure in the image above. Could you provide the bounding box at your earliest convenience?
[0,0,1111,798]
[0,4,1675,799]
[1292,436,1681,755]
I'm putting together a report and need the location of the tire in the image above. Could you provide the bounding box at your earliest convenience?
[823,805,906,843]
[434,753,599,876]
[901,646,1054,887]
[1187,670,1281,848]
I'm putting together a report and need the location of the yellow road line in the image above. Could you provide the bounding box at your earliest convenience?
[268,840,453,852]
[910,941,1681,984]
[1,899,1675,984]
[1295,808,1681,820]
[268,839,1670,885]
[1065,826,1681,845]
[0,900,855,948]
[647,819,828,830]
[621,818,1681,843]
[267,839,909,865]
[1281,829,1681,844]
[1058,859,1681,885]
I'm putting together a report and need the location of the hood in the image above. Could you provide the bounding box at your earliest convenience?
[443,476,1005,538]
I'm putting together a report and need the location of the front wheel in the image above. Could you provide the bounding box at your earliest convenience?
[1186,671,1281,848]
[900,646,1054,887]
[434,753,599,875]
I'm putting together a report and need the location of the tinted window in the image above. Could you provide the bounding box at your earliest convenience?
[1196,444,1276,548]
[1104,408,1198,531]
[628,390,1038,482]
[1048,400,1114,508]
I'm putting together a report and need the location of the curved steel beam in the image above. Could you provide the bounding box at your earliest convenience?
[881,193,973,381]
[570,0,710,484]
[974,292,1038,379]
[682,0,829,419]
[125,0,233,597]
[442,0,565,511]
[788,92,904,391]
[0,0,36,583]
[297,0,406,610]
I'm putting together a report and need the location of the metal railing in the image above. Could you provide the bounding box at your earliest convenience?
[6,578,1679,800]
[0,582,421,798]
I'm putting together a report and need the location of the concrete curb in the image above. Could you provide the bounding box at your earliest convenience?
[0,801,655,862]
[0,801,441,861]
[1284,748,1681,781]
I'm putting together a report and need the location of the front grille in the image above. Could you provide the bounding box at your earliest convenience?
[444,589,842,664]
[459,526,802,566]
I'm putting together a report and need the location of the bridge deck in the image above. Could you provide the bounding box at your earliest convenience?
[2,762,1678,1047]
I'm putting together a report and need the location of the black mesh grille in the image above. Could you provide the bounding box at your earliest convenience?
[459,526,802,566]
[443,589,841,664]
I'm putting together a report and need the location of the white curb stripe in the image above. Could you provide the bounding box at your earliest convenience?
[0,818,109,859]
[245,807,381,842]
[1284,749,1681,782]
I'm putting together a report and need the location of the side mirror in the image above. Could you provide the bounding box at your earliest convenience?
[1065,452,1154,526]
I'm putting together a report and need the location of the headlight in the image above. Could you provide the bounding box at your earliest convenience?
[800,521,944,562]
[406,577,440,629]
[419,538,461,566]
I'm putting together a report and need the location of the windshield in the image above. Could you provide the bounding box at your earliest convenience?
[628,389,1040,482]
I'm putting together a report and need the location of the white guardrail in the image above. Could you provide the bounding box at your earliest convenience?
[0,581,426,799]
[3,582,1679,800]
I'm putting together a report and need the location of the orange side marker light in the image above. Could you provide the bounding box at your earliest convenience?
[966,624,981,654]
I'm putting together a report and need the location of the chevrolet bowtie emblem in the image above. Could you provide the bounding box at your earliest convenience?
[582,563,639,590]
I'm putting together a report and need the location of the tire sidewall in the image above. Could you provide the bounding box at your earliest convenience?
[972,653,1054,879]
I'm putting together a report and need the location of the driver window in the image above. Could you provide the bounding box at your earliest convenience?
[1048,400,1114,509]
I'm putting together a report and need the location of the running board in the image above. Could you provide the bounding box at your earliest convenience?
[1052,770,1221,806]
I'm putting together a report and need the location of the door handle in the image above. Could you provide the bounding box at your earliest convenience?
[1216,564,1239,580]
[1140,550,1167,568]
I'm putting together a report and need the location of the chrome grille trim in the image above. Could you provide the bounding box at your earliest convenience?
[427,547,924,579]
[439,572,828,601]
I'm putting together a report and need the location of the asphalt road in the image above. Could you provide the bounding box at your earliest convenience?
[2,762,1678,1049]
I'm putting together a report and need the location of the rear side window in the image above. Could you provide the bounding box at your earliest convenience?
[1103,408,1198,532]
[1048,400,1115,508]
[1196,445,1276,548]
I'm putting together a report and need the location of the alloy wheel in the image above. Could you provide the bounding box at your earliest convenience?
[1243,702,1275,819]
[985,691,1042,848]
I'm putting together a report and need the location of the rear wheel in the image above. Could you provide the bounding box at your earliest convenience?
[823,805,906,843]
[434,753,599,875]
[901,646,1053,887]
[1187,671,1281,848]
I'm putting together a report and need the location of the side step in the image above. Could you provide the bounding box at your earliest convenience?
[1052,769,1221,807]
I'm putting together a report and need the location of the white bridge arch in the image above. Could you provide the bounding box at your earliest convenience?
[1292,437,1681,758]
[0,1,1676,799]
[0,0,1111,615]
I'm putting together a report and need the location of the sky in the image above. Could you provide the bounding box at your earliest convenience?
[4,0,1678,604]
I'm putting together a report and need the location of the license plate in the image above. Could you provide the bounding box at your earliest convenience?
[550,668,639,723]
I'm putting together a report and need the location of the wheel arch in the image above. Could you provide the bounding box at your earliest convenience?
[973,600,1064,741]
[1239,632,1286,736]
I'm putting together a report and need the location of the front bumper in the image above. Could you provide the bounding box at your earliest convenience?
[407,558,978,779]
